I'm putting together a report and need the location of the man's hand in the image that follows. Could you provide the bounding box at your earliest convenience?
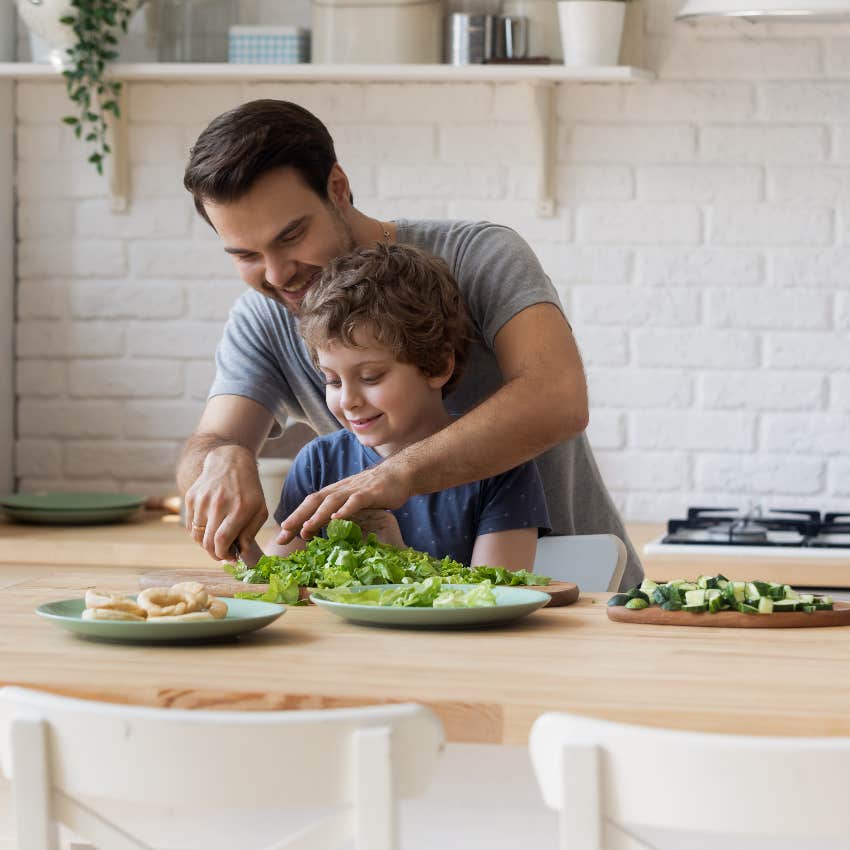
[277,461,413,544]
[184,444,268,561]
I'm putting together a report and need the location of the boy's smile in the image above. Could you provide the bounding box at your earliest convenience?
[317,329,453,459]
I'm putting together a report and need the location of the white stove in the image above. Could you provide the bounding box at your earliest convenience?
[644,507,850,561]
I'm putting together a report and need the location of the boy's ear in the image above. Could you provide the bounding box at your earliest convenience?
[427,348,455,390]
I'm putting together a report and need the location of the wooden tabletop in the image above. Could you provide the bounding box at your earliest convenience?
[3,558,850,745]
[4,513,850,744]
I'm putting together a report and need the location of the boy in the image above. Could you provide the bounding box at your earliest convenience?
[248,242,550,570]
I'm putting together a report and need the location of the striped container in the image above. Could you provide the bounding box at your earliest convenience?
[228,26,311,64]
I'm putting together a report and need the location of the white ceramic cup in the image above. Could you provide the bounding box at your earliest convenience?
[557,0,625,67]
[257,458,293,528]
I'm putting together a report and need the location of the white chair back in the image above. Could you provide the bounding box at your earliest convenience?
[0,686,443,850]
[533,534,626,592]
[530,710,850,850]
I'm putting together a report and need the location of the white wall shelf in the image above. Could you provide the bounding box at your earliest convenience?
[0,61,654,214]
[0,61,654,83]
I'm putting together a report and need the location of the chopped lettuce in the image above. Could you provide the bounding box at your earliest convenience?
[315,577,498,608]
[234,572,301,605]
[225,520,550,605]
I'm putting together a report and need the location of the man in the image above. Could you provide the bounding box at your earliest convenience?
[177,98,643,589]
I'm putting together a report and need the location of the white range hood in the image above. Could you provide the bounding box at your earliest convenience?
[677,0,850,20]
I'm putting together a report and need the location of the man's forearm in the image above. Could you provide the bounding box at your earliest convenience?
[176,433,250,495]
[392,375,588,497]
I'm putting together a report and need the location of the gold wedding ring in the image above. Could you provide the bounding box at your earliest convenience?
[192,522,206,531]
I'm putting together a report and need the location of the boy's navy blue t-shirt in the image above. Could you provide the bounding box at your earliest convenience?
[274,429,551,566]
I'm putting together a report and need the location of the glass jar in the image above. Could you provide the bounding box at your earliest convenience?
[157,0,237,62]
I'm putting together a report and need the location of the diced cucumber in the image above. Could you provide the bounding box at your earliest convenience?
[607,594,630,607]
[652,586,671,604]
[609,576,835,618]
[684,589,706,606]
[640,579,658,596]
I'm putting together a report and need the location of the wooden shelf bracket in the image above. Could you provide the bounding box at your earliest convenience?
[530,81,557,218]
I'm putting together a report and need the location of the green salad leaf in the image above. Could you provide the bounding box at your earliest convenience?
[315,577,498,608]
[225,520,549,604]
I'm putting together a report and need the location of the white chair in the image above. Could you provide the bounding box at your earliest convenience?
[0,686,444,850]
[533,535,627,592]
[530,710,850,850]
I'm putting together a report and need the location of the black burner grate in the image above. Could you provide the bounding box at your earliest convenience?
[662,507,850,549]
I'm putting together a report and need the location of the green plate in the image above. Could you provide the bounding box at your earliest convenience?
[0,492,144,525]
[310,584,551,629]
[36,597,285,642]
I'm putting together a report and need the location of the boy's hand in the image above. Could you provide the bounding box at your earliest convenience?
[347,509,406,549]
[277,461,412,544]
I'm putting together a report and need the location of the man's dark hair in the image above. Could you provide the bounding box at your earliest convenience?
[183,99,349,225]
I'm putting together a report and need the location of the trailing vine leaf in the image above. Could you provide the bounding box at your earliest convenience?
[59,0,135,175]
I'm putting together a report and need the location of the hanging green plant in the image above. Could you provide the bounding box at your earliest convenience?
[58,0,135,175]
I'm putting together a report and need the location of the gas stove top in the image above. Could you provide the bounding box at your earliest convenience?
[644,507,850,559]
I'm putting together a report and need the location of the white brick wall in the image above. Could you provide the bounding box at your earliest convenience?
[10,11,850,517]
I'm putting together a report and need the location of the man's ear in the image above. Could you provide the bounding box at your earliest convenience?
[428,349,455,391]
[327,163,352,209]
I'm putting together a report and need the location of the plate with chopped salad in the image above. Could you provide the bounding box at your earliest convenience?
[310,578,551,628]
[139,519,578,607]
[607,574,850,628]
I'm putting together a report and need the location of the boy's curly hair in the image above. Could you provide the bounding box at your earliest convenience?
[299,243,474,395]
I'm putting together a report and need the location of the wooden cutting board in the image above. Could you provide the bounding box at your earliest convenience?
[607,600,850,628]
[137,570,579,607]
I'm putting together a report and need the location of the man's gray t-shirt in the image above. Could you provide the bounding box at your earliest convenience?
[209,219,643,589]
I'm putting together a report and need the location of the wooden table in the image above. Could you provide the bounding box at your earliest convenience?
[3,513,850,745]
